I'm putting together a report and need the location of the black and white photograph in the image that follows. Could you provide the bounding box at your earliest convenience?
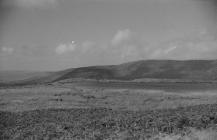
[1,0,217,139]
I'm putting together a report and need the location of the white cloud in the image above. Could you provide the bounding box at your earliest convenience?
[81,41,95,53]
[119,45,140,60]
[55,41,76,55]
[148,32,217,60]
[1,47,14,54]
[164,46,177,54]
[111,29,132,46]
[109,29,147,63]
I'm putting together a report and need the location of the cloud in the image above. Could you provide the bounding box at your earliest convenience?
[149,32,217,60]
[164,46,177,54]
[55,41,76,55]
[111,29,132,46]
[109,29,148,63]
[1,47,14,54]
[1,0,60,8]
[150,45,177,58]
[81,41,95,53]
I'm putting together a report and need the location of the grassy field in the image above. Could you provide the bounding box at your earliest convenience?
[1,83,217,112]
[1,82,217,139]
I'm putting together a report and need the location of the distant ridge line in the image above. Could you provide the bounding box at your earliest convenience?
[1,59,217,86]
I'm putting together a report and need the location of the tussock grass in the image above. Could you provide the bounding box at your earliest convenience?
[1,85,217,139]
[152,128,217,140]
[1,104,217,140]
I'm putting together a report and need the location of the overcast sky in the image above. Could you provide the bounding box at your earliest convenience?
[0,0,217,71]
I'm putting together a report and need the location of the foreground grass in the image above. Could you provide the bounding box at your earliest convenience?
[1,104,217,140]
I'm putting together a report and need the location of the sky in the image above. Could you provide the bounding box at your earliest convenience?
[0,0,217,71]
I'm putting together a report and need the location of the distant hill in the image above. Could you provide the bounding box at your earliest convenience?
[54,60,217,82]
[1,60,217,85]
[0,71,51,82]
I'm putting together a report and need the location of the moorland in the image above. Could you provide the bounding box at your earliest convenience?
[1,60,217,140]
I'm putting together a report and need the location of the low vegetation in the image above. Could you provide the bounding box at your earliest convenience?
[1,83,217,139]
[1,104,217,140]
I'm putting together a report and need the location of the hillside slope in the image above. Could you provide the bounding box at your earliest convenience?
[1,60,217,86]
[0,71,51,82]
[55,60,217,82]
